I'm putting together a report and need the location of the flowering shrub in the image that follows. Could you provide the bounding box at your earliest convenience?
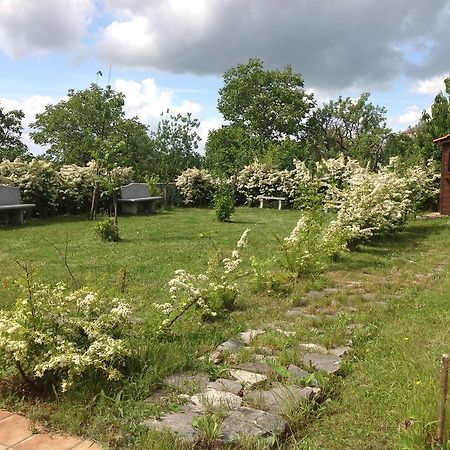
[0,158,61,216]
[0,283,133,392]
[59,162,96,213]
[324,163,422,248]
[155,229,250,334]
[176,168,216,206]
[281,214,348,277]
[0,159,133,216]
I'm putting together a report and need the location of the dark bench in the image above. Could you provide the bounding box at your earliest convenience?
[118,183,162,215]
[0,185,35,225]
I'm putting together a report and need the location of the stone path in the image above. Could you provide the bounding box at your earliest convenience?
[0,411,101,449]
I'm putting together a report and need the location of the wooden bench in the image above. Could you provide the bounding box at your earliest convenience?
[0,185,35,225]
[118,183,162,215]
[256,195,287,210]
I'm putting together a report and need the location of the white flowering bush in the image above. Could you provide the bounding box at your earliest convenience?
[235,162,295,204]
[0,158,61,216]
[281,214,348,277]
[155,229,250,334]
[325,166,413,248]
[59,162,97,213]
[176,168,216,206]
[0,282,133,392]
[0,159,134,216]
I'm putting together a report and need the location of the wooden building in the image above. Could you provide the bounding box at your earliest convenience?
[434,133,450,215]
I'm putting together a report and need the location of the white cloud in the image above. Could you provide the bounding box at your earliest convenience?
[390,105,423,129]
[0,0,94,57]
[1,95,57,154]
[96,0,450,90]
[413,74,447,95]
[114,78,202,126]
[197,117,225,154]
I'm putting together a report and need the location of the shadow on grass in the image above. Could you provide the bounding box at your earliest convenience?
[330,221,450,273]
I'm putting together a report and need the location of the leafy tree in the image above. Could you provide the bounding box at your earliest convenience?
[151,111,202,182]
[205,125,262,177]
[30,84,153,170]
[218,58,314,143]
[0,103,30,161]
[416,77,450,161]
[304,93,390,168]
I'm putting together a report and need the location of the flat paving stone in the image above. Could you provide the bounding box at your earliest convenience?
[237,329,265,344]
[303,353,342,374]
[190,389,242,412]
[297,343,328,353]
[244,385,315,414]
[217,338,243,353]
[142,406,200,440]
[164,373,209,393]
[287,364,310,379]
[207,379,242,395]
[228,369,268,388]
[0,414,33,447]
[329,346,351,357]
[235,362,271,375]
[306,290,323,299]
[219,406,286,443]
[13,433,83,450]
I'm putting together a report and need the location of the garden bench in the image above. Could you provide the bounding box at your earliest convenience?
[118,183,162,215]
[256,195,287,210]
[0,185,35,225]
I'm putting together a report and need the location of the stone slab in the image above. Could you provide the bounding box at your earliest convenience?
[190,389,242,412]
[217,338,243,353]
[219,407,286,443]
[237,329,265,344]
[303,353,342,374]
[207,379,242,395]
[228,369,268,388]
[287,364,310,380]
[235,362,271,375]
[164,373,209,393]
[244,385,315,414]
[141,406,200,439]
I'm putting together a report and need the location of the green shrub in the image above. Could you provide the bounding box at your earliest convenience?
[95,217,119,242]
[0,282,133,392]
[213,183,235,222]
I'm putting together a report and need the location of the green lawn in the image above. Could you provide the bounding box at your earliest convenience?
[1,209,450,449]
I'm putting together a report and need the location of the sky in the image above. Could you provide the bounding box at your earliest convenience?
[1,0,450,155]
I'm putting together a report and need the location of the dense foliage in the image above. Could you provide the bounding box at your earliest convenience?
[0,102,30,161]
[0,282,132,392]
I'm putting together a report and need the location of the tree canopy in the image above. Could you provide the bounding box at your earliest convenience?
[304,93,391,168]
[0,103,30,161]
[30,84,153,172]
[218,58,314,143]
[150,111,202,182]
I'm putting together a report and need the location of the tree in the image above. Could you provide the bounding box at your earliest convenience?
[205,125,262,177]
[218,58,314,143]
[0,103,30,161]
[304,93,390,168]
[416,77,450,161]
[30,84,153,169]
[151,111,202,182]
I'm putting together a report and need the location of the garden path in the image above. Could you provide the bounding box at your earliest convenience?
[0,410,102,449]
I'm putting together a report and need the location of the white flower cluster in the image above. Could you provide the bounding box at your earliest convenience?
[324,158,438,247]
[175,168,216,206]
[0,159,133,215]
[0,283,133,392]
[156,229,250,332]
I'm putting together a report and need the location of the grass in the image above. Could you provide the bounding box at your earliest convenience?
[1,208,450,449]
